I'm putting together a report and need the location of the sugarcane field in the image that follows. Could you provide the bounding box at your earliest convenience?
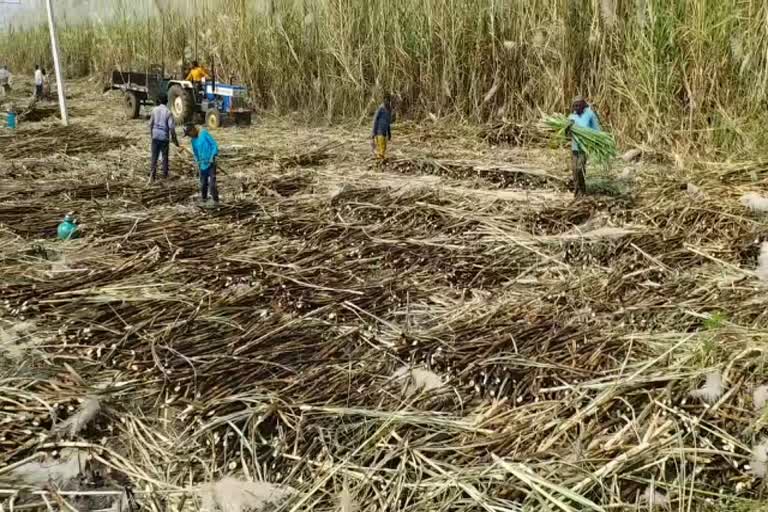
[6,1,768,511]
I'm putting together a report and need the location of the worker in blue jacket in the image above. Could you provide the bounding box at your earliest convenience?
[567,96,601,197]
[184,124,220,205]
[371,93,393,160]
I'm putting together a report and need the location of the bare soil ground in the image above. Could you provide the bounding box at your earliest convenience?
[2,79,768,511]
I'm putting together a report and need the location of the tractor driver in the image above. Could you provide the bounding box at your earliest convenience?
[186,61,210,82]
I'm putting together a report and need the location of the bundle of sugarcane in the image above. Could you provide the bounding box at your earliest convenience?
[223,142,339,169]
[542,113,617,164]
[480,121,549,147]
[0,125,130,158]
[17,104,58,123]
[388,157,567,190]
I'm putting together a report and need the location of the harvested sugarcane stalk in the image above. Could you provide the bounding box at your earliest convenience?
[542,113,618,164]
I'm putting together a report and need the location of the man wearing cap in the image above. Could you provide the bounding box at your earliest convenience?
[567,96,601,196]
[184,123,220,205]
[148,93,179,181]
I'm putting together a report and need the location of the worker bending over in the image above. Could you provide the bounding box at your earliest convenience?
[186,61,210,82]
[371,93,394,160]
[148,93,179,181]
[567,96,601,197]
[185,124,220,205]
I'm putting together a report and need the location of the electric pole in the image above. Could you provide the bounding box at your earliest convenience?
[45,0,69,126]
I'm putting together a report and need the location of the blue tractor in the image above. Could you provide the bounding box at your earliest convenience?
[110,67,252,129]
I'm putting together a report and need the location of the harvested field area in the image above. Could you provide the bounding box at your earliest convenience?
[3,81,768,512]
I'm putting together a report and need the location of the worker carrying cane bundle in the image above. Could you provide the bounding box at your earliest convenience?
[567,96,602,196]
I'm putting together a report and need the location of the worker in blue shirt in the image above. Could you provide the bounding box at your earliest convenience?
[371,93,393,160]
[567,96,601,196]
[184,124,220,205]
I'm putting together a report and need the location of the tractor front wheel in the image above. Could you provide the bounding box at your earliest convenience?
[206,110,222,130]
[168,85,194,123]
[123,91,140,119]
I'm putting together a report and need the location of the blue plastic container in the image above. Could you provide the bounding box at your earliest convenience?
[57,215,80,241]
[6,112,16,129]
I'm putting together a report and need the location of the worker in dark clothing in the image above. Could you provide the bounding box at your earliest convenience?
[371,94,393,160]
[41,68,50,100]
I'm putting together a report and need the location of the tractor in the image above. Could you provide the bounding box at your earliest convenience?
[110,67,252,129]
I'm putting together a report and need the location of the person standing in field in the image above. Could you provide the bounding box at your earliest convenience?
[33,65,43,99]
[148,93,179,182]
[41,68,50,100]
[0,65,11,98]
[184,123,220,205]
[371,93,393,161]
[567,96,601,197]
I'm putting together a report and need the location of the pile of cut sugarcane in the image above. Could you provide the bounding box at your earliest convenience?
[0,125,130,158]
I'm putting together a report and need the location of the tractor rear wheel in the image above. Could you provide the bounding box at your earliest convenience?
[206,110,222,130]
[123,91,140,119]
[168,84,194,123]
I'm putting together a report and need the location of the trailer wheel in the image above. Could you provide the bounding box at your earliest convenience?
[206,110,222,130]
[123,91,140,119]
[168,84,194,123]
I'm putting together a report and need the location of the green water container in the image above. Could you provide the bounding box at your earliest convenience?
[57,214,80,241]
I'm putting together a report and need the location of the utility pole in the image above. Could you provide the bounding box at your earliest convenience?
[45,0,69,126]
